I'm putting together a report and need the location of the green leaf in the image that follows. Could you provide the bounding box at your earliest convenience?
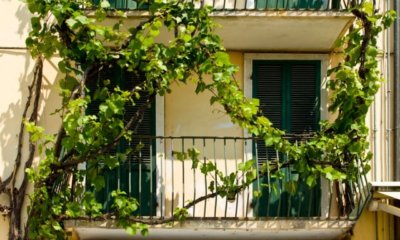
[75,15,90,25]
[306,175,316,187]
[125,225,137,236]
[208,180,215,192]
[238,159,254,171]
[66,18,78,29]
[188,148,200,169]
[173,207,188,221]
[92,175,105,190]
[140,224,149,236]
[285,181,297,195]
[100,0,111,8]
[253,190,262,198]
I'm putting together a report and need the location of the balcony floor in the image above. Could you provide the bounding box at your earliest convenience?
[67,219,355,240]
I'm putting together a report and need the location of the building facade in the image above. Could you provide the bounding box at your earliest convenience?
[0,0,399,239]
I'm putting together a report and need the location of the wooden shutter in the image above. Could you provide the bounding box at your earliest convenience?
[290,63,318,134]
[253,62,283,163]
[252,60,320,217]
[86,65,121,210]
[87,66,156,216]
[122,71,154,165]
[119,70,156,216]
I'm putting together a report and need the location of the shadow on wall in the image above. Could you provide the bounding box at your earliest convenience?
[0,50,34,184]
[0,54,63,188]
[0,0,33,182]
[15,3,31,41]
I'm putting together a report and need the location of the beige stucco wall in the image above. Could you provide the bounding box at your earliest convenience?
[0,2,63,238]
[353,209,394,240]
[0,0,34,231]
[165,51,244,137]
[0,0,31,48]
[162,52,246,217]
[0,51,63,239]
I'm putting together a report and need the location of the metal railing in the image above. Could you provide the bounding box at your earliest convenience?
[89,0,373,11]
[94,136,371,221]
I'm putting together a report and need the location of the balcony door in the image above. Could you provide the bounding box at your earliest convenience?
[252,60,321,217]
[87,65,156,216]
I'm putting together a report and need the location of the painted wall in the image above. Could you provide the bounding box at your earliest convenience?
[162,52,246,217]
[0,52,63,239]
[165,52,244,138]
[352,210,394,240]
[0,1,63,238]
[0,0,33,236]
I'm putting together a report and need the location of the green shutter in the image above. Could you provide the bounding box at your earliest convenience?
[290,63,319,133]
[252,60,321,217]
[87,66,156,216]
[121,70,156,216]
[253,63,283,163]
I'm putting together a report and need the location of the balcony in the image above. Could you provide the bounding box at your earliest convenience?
[66,136,371,240]
[85,0,367,52]
[92,0,359,11]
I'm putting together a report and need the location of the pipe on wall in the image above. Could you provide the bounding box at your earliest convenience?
[394,0,400,181]
[385,0,391,181]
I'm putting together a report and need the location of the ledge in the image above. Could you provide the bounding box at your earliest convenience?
[65,219,355,240]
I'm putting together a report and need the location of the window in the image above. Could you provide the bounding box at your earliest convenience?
[252,60,321,217]
[87,65,156,216]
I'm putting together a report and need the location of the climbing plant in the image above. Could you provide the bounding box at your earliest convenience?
[0,0,396,239]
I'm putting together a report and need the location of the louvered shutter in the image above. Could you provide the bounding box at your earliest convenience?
[253,63,282,163]
[120,70,156,216]
[87,66,156,216]
[290,64,318,134]
[252,60,320,217]
[87,65,121,210]
[123,71,154,165]
[288,62,320,217]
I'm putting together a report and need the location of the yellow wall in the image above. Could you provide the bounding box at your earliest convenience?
[0,50,63,239]
[352,209,394,240]
[0,1,63,237]
[162,52,247,217]
[165,51,244,137]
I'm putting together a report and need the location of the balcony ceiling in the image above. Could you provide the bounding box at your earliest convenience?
[106,11,354,52]
[211,11,355,52]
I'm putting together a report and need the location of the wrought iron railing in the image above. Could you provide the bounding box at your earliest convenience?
[90,0,374,11]
[93,136,371,221]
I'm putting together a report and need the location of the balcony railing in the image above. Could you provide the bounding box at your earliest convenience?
[90,0,373,11]
[92,136,371,221]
